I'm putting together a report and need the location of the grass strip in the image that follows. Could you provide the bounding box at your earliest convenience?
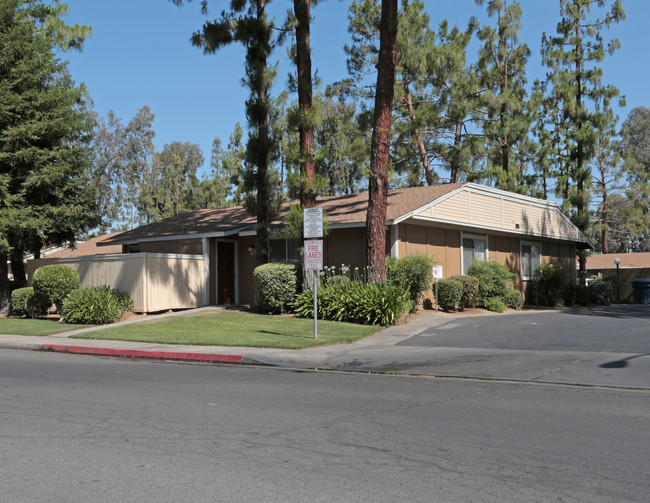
[70,310,382,349]
[0,318,89,336]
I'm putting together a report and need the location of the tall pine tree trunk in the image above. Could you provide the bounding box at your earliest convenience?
[254,0,273,265]
[403,78,433,185]
[294,0,316,208]
[366,0,398,284]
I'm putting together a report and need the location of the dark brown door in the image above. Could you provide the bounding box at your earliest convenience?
[217,241,236,304]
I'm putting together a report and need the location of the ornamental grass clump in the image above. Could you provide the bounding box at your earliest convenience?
[32,265,80,316]
[62,286,132,325]
[293,280,411,326]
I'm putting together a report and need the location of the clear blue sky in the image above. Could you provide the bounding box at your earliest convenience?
[60,0,649,177]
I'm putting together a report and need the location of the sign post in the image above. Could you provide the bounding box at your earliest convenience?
[304,208,323,339]
[432,265,443,312]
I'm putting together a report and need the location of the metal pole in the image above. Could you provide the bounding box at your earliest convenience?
[435,278,439,312]
[616,263,620,303]
[313,271,318,339]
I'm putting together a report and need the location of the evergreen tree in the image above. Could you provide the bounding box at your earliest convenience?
[476,0,531,192]
[291,0,317,207]
[366,0,397,283]
[541,0,625,280]
[0,0,97,304]
[619,106,650,251]
[172,0,281,265]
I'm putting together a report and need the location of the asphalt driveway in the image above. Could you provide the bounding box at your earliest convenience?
[325,304,650,389]
[398,305,650,353]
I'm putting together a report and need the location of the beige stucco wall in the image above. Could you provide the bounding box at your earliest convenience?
[28,253,206,313]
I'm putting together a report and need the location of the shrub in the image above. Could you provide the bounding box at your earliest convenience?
[32,265,80,316]
[62,286,124,325]
[574,284,590,305]
[253,262,299,314]
[502,288,523,310]
[589,279,614,305]
[10,287,50,318]
[449,275,479,309]
[532,262,569,307]
[387,254,435,310]
[467,261,514,307]
[293,280,412,326]
[436,278,463,311]
[485,297,507,313]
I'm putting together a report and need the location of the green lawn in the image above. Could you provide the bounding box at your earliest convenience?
[70,310,382,349]
[0,318,89,336]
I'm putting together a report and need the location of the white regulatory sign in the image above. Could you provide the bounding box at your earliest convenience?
[304,240,323,271]
[303,207,323,238]
[432,265,443,279]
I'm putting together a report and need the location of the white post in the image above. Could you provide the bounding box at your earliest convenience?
[435,278,439,312]
[313,271,318,339]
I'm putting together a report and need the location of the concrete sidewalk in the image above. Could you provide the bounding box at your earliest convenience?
[2,307,648,390]
[0,306,450,368]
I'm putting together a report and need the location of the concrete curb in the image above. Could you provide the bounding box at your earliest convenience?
[39,343,274,366]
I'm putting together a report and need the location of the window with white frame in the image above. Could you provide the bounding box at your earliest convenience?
[521,241,541,280]
[462,234,488,274]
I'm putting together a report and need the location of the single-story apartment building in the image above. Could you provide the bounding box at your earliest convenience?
[586,252,650,302]
[28,182,590,312]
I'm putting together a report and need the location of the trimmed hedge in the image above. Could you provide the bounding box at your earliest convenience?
[449,275,479,309]
[253,262,299,314]
[294,280,412,326]
[62,286,131,325]
[532,262,569,307]
[502,288,523,310]
[10,287,50,318]
[436,278,463,311]
[467,261,514,307]
[589,279,614,305]
[485,297,507,313]
[32,265,80,316]
[387,254,435,310]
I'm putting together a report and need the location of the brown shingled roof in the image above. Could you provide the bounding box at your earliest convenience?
[586,252,650,270]
[45,233,123,258]
[102,183,466,245]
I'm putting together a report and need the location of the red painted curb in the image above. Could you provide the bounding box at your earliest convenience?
[40,344,243,364]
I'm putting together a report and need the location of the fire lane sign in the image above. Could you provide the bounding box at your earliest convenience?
[304,240,323,271]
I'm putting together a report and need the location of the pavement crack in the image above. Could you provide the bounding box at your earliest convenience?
[530,351,606,382]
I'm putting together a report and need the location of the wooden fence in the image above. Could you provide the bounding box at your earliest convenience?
[28,253,206,313]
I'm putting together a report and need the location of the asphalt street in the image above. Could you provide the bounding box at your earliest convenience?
[1,351,648,503]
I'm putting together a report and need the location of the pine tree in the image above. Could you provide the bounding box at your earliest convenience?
[541,0,625,280]
[173,0,281,265]
[0,0,97,304]
[366,0,398,283]
[476,0,531,192]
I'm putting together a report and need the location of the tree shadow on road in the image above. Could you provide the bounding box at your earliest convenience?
[564,304,650,320]
[600,353,650,369]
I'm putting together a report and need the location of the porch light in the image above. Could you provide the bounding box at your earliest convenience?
[248,245,255,256]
